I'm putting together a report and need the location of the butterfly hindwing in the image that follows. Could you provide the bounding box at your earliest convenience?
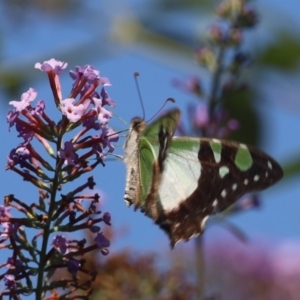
[124,109,180,210]
[196,139,282,211]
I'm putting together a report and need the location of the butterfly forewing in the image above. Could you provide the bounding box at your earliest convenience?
[158,138,201,210]
[141,109,180,140]
[153,137,283,247]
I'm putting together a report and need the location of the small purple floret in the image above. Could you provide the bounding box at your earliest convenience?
[0,206,11,218]
[69,65,111,86]
[193,103,209,127]
[93,97,112,126]
[103,212,111,225]
[7,109,19,130]
[100,126,119,153]
[61,98,85,123]
[35,58,67,74]
[52,235,68,254]
[8,146,31,168]
[9,88,37,112]
[100,88,115,107]
[4,274,16,289]
[67,259,81,276]
[58,141,79,166]
[95,232,110,249]
[32,100,46,116]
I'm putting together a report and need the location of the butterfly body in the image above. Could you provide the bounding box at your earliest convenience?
[123,109,283,247]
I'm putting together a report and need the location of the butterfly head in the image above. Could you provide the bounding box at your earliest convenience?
[130,117,147,134]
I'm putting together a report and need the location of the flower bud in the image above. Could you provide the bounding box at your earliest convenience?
[215,0,243,20]
[237,6,258,28]
[228,28,242,45]
[195,47,216,71]
[207,24,225,44]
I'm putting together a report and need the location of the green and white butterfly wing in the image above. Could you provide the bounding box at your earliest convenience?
[141,109,180,139]
[155,137,283,246]
[138,137,157,206]
[124,108,283,247]
[124,109,180,211]
[138,110,180,213]
[158,138,201,210]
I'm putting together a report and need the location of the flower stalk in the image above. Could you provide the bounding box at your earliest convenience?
[174,0,259,298]
[3,58,117,299]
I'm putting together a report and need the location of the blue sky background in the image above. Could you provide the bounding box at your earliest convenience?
[1,0,300,259]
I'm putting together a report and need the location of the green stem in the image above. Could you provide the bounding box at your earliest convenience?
[36,136,62,300]
[195,43,227,299]
[208,44,226,122]
[195,236,205,299]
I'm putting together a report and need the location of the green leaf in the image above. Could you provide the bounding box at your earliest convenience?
[282,156,300,178]
[256,32,300,70]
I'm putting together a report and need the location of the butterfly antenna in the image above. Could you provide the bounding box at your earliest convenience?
[146,97,175,123]
[134,72,146,120]
[105,128,128,139]
[112,111,129,126]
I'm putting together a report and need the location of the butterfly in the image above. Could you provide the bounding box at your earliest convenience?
[123,109,283,247]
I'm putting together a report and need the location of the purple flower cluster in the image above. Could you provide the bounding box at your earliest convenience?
[2,59,115,298]
[173,76,240,138]
[8,59,118,171]
[173,0,258,140]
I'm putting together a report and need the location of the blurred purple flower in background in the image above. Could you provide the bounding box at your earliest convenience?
[205,235,300,300]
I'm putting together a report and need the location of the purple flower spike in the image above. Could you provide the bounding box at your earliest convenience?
[35,58,67,74]
[61,98,85,122]
[9,88,37,112]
